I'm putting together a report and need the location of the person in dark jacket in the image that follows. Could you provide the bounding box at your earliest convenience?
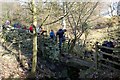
[100,41,114,60]
[56,29,66,52]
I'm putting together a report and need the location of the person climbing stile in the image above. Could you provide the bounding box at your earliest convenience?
[56,28,66,53]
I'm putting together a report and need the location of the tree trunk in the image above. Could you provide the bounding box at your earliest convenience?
[68,30,77,53]
[68,39,76,53]
[31,0,38,77]
[62,2,66,29]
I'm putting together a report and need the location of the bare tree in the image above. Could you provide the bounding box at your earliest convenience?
[62,2,67,29]
[117,1,120,16]
[28,0,38,77]
[65,2,99,53]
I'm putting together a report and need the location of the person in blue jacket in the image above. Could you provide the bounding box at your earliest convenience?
[50,29,55,39]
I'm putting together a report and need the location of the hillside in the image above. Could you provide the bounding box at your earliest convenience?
[0,43,25,78]
[0,25,119,79]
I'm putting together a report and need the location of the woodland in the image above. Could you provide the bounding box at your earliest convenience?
[0,0,120,80]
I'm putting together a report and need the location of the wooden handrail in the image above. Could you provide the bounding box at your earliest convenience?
[101,58,120,66]
[98,45,120,52]
[98,45,114,50]
[95,42,120,70]
[98,51,120,59]
[100,63,120,72]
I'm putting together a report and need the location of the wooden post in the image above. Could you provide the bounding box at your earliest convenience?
[95,42,99,69]
[18,41,21,61]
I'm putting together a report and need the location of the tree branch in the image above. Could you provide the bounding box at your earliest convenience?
[84,2,99,23]
[40,14,49,27]
[77,2,90,26]
[43,3,74,26]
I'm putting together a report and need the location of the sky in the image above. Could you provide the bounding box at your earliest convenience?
[0,0,119,18]
[0,0,120,2]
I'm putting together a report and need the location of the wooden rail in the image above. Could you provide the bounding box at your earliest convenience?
[99,51,120,59]
[60,55,95,69]
[98,45,120,51]
[100,63,120,72]
[95,43,120,71]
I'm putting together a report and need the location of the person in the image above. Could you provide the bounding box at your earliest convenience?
[5,20,10,26]
[29,24,33,33]
[100,41,109,59]
[17,23,21,28]
[13,23,18,28]
[4,20,11,30]
[23,25,27,30]
[40,27,47,35]
[36,25,43,35]
[107,41,114,53]
[56,28,66,51]
[100,40,114,61]
[50,29,55,39]
[2,24,5,30]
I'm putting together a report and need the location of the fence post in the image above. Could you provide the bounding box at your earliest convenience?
[18,41,21,61]
[95,42,99,69]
